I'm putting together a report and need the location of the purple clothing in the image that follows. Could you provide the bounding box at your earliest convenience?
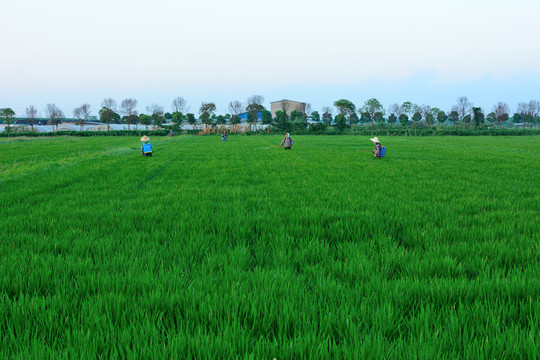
[280,136,293,148]
[373,142,381,157]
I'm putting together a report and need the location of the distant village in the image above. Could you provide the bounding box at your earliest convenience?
[1,96,538,133]
[0,99,311,133]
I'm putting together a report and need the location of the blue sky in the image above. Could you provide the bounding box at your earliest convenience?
[1,0,540,117]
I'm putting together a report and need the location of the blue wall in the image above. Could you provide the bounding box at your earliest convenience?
[238,112,262,120]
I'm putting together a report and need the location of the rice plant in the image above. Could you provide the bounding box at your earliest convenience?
[0,135,539,358]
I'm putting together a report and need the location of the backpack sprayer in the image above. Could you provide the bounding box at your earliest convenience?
[357,145,386,157]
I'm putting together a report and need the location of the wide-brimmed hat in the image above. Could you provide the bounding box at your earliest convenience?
[141,136,150,141]
[370,137,380,143]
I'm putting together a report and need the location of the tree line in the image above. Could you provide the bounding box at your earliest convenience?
[1,95,538,133]
[329,97,539,130]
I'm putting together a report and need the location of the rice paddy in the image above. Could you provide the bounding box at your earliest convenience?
[1,135,539,358]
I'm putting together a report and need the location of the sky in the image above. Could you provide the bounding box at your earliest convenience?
[1,0,540,117]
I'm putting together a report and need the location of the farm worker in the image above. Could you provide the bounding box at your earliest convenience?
[141,135,153,156]
[222,132,227,141]
[370,137,382,158]
[279,133,293,150]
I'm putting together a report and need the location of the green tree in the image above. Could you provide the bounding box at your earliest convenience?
[437,111,448,125]
[171,111,184,128]
[290,109,307,130]
[245,103,264,129]
[472,107,484,128]
[449,110,459,127]
[359,111,370,124]
[335,113,347,132]
[310,111,320,122]
[322,107,333,125]
[112,112,121,123]
[349,112,360,125]
[527,100,540,129]
[516,102,530,128]
[455,96,472,129]
[0,108,16,132]
[170,112,183,132]
[122,114,138,129]
[154,114,164,129]
[524,114,534,128]
[411,111,422,127]
[309,122,327,133]
[492,102,510,129]
[398,114,408,129]
[186,113,196,126]
[99,107,120,128]
[147,104,164,129]
[333,99,356,119]
[216,115,226,125]
[388,114,397,127]
[261,110,272,125]
[246,95,265,130]
[374,111,385,124]
[419,105,432,128]
[497,113,509,128]
[230,114,241,125]
[199,102,216,127]
[425,113,434,128]
[402,101,414,115]
[101,98,117,131]
[139,114,152,130]
[428,107,440,128]
[274,110,290,132]
[131,114,140,128]
[512,113,522,124]
[361,98,384,130]
[120,98,138,131]
[463,114,471,127]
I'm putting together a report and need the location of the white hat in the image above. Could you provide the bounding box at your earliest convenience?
[370,137,380,143]
[286,133,290,137]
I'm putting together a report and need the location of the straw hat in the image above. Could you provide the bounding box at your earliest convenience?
[370,137,380,143]
[141,135,150,141]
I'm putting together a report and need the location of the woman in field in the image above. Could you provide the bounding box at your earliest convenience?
[371,137,382,158]
[141,135,153,156]
[279,133,293,150]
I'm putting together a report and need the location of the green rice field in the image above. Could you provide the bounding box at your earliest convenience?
[1,135,539,358]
